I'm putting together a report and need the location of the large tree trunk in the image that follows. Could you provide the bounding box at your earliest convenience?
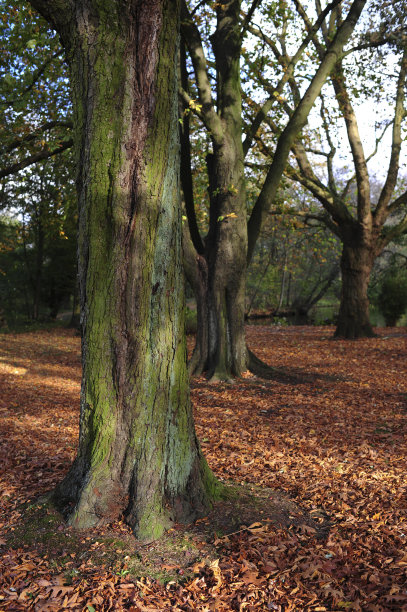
[193,261,247,381]
[185,250,247,381]
[335,243,375,338]
[30,0,219,541]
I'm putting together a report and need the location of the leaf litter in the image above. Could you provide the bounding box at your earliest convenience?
[0,325,406,610]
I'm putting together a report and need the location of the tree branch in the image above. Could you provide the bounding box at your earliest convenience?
[340,121,391,201]
[179,39,205,256]
[240,0,263,40]
[330,62,371,224]
[26,0,74,41]
[375,44,407,225]
[387,189,407,215]
[247,0,367,263]
[243,0,342,157]
[0,139,73,180]
[380,213,407,246]
[180,0,224,146]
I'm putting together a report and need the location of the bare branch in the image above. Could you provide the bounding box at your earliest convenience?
[179,39,205,256]
[387,189,407,215]
[274,206,341,236]
[319,95,337,194]
[240,0,263,40]
[339,121,391,200]
[180,0,224,145]
[0,50,64,107]
[0,139,73,180]
[243,0,342,156]
[380,213,407,246]
[247,0,367,263]
[375,45,407,223]
[330,63,371,223]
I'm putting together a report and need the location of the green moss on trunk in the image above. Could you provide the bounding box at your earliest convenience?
[46,0,218,541]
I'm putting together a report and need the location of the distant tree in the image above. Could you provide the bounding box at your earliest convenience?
[0,1,75,322]
[1,152,76,320]
[0,215,30,321]
[181,0,367,379]
[251,1,407,337]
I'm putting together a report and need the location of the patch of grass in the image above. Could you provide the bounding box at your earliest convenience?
[7,501,84,572]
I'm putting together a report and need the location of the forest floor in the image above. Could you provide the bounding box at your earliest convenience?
[0,325,406,611]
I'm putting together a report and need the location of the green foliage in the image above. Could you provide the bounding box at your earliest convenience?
[377,268,407,326]
[0,3,76,324]
[0,1,72,173]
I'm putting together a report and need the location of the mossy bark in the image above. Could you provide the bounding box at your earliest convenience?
[30,0,219,541]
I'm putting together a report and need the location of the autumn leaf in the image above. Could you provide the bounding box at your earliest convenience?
[0,326,406,610]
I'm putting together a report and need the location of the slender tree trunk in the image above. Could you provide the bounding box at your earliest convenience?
[22,219,35,319]
[276,250,288,314]
[33,221,44,320]
[335,243,375,338]
[27,0,220,541]
[184,247,210,377]
[68,280,80,329]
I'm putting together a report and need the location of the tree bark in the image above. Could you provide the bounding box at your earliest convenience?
[30,0,219,541]
[203,139,248,380]
[185,146,248,381]
[335,243,375,338]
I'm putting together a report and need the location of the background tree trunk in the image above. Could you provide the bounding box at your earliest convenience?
[335,243,375,338]
[181,0,248,381]
[203,139,247,380]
